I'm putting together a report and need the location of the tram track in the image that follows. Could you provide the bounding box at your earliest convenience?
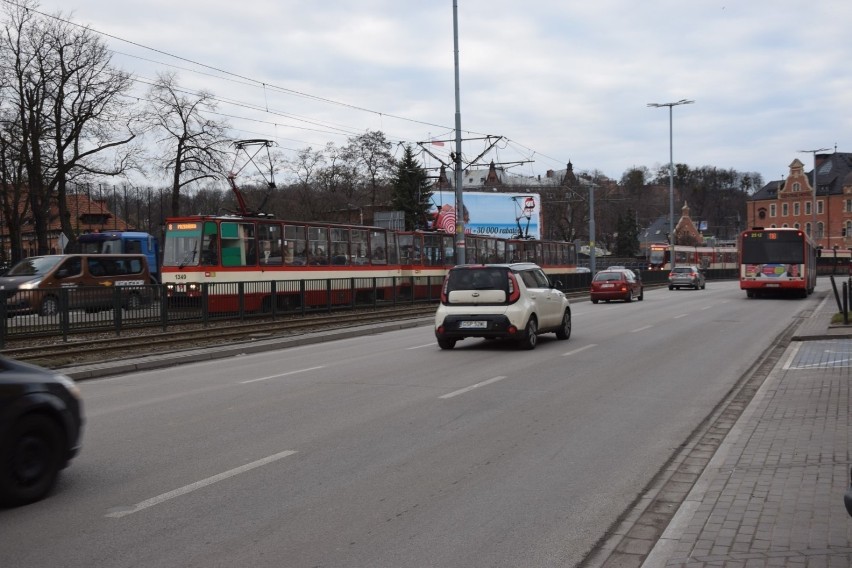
[2,304,438,369]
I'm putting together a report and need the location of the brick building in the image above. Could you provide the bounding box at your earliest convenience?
[748,152,852,252]
[1,193,131,261]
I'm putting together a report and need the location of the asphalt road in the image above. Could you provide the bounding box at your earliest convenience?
[0,280,813,567]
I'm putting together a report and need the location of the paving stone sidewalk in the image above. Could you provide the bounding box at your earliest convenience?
[642,293,852,567]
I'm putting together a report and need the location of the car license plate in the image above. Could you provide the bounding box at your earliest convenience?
[459,321,487,329]
[766,283,779,288]
[602,283,614,288]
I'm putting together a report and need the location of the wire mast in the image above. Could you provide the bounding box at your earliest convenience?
[227,139,277,217]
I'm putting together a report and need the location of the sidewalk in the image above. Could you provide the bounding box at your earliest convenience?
[639,290,852,567]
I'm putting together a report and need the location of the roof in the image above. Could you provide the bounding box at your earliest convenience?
[752,152,852,199]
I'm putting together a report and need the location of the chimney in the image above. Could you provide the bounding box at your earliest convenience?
[546,169,554,178]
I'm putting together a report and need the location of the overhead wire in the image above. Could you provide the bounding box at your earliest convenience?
[1,0,571,173]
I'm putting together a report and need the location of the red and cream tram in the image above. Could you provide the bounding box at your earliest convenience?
[161,215,578,312]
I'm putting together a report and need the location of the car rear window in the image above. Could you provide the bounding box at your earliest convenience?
[673,267,693,273]
[593,271,623,282]
[446,267,507,292]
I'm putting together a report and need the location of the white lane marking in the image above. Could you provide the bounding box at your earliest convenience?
[440,376,507,399]
[631,325,653,332]
[673,313,689,319]
[700,305,713,311]
[105,450,298,518]
[240,366,325,384]
[562,344,597,357]
[407,343,437,350]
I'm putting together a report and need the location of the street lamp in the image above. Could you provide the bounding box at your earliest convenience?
[798,147,829,247]
[648,99,694,269]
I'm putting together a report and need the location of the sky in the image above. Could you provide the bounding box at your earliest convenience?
[17,0,852,188]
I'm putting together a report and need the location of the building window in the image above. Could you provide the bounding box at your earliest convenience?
[793,182,801,191]
[805,222,811,235]
[817,222,824,239]
[783,223,789,228]
[804,201,811,215]
[846,199,852,212]
[769,203,776,217]
[794,223,800,230]
[846,221,852,236]
[782,203,789,216]
[817,200,824,214]
[794,202,801,216]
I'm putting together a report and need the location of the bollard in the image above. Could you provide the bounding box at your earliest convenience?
[844,281,849,325]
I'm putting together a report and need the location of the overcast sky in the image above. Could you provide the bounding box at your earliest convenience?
[25,0,852,187]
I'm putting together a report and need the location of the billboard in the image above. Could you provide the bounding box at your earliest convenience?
[429,191,541,239]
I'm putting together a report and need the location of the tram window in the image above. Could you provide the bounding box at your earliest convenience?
[398,234,414,264]
[386,233,399,265]
[495,240,506,263]
[201,221,219,266]
[370,230,387,264]
[351,229,368,265]
[258,223,283,266]
[423,234,442,266]
[220,222,256,267]
[443,236,455,266]
[331,228,350,265]
[308,226,329,265]
[284,225,306,265]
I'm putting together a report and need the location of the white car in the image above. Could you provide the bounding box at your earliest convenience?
[434,263,572,350]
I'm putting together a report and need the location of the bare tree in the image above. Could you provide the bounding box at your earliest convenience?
[146,71,230,216]
[1,0,140,253]
[344,130,396,207]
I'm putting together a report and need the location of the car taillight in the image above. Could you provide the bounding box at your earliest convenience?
[440,276,450,303]
[668,272,675,278]
[507,273,520,303]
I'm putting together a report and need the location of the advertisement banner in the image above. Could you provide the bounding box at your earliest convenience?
[429,191,541,239]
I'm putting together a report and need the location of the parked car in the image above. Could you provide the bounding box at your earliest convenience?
[0,357,84,507]
[590,269,644,303]
[668,265,706,290]
[434,263,572,350]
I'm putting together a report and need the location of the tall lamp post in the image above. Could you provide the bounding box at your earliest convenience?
[648,99,694,269]
[452,0,465,264]
[798,147,829,247]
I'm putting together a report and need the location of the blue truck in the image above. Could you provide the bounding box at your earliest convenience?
[65,231,160,283]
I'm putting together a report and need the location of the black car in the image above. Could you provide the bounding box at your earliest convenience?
[0,357,83,507]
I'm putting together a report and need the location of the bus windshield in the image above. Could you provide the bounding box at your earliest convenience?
[741,231,804,264]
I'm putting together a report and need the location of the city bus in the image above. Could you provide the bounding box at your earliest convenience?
[738,227,817,298]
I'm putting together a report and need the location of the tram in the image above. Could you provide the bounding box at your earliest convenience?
[161,216,578,312]
[647,242,738,271]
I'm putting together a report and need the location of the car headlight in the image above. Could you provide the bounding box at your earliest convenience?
[19,279,42,290]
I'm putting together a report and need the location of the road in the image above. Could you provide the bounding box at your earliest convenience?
[0,280,814,567]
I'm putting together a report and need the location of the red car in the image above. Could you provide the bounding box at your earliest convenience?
[590,269,644,303]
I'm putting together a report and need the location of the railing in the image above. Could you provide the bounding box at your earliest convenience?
[0,269,737,345]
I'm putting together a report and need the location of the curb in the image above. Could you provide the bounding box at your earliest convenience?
[61,318,434,380]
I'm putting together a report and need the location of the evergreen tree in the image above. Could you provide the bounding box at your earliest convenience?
[614,209,640,257]
[391,145,433,230]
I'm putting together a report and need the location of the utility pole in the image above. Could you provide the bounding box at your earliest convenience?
[452,0,465,264]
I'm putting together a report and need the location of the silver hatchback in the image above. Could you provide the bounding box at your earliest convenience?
[668,265,706,290]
